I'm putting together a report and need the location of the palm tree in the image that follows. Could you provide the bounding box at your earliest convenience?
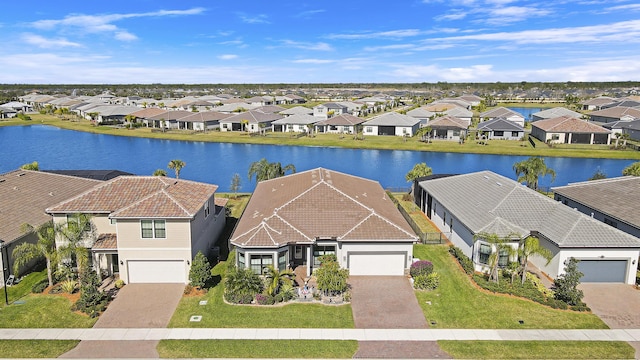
[263,266,295,297]
[168,159,186,179]
[519,236,552,284]
[474,232,519,283]
[513,156,556,191]
[248,158,296,183]
[13,222,59,287]
[153,169,167,176]
[306,123,314,137]
[57,214,95,283]
[241,119,249,133]
[415,126,432,142]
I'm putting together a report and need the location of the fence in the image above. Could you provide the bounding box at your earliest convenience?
[392,198,447,244]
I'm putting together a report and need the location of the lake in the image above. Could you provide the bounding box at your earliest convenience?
[0,125,634,192]
[507,107,544,122]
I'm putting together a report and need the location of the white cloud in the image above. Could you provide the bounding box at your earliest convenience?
[291,59,335,64]
[114,31,137,41]
[281,40,334,51]
[238,13,270,24]
[22,33,82,48]
[293,9,325,18]
[604,3,640,12]
[326,29,424,40]
[218,54,238,60]
[363,44,416,52]
[392,64,494,81]
[436,12,468,21]
[482,6,551,24]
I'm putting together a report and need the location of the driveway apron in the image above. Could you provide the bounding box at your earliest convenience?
[350,276,451,358]
[60,283,184,359]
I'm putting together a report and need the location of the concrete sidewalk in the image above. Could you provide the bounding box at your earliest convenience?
[2,328,640,341]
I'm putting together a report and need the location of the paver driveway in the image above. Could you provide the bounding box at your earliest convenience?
[60,283,184,359]
[350,276,451,359]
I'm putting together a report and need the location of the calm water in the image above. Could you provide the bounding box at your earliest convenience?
[507,107,544,122]
[0,125,634,192]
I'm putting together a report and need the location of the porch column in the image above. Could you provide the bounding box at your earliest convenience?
[306,246,312,277]
[590,133,594,144]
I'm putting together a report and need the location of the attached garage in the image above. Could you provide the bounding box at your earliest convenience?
[127,260,186,283]
[577,259,628,283]
[348,253,406,276]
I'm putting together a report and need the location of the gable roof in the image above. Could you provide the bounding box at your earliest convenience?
[271,114,319,125]
[129,108,166,118]
[231,168,416,248]
[42,170,133,181]
[280,106,313,116]
[419,171,640,248]
[532,107,582,119]
[552,176,640,229]
[477,118,524,131]
[315,113,367,126]
[47,176,218,219]
[480,107,524,119]
[221,110,283,124]
[428,115,468,129]
[531,115,609,133]
[589,106,640,120]
[0,170,101,244]
[178,111,230,122]
[363,112,420,127]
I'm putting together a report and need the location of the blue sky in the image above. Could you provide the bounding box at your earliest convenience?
[1,1,639,84]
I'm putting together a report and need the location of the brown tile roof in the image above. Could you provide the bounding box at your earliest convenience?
[424,103,458,112]
[231,168,417,248]
[178,111,230,122]
[0,170,101,244]
[47,176,219,219]
[222,110,283,124]
[429,115,468,129]
[129,108,166,118]
[315,114,367,126]
[146,110,193,121]
[552,176,640,228]
[92,233,117,250]
[589,106,640,119]
[532,115,610,133]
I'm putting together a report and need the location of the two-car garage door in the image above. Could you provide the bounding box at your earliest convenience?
[348,253,406,276]
[577,259,628,283]
[127,260,186,283]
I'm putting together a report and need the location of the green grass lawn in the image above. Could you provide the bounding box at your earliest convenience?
[0,270,96,328]
[4,114,639,160]
[413,245,607,329]
[168,260,354,328]
[393,193,442,233]
[0,340,80,358]
[438,341,635,359]
[157,340,358,358]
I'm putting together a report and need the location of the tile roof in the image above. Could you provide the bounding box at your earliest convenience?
[231,168,417,248]
[477,118,524,131]
[272,114,320,125]
[0,170,101,244]
[315,114,367,126]
[363,112,420,127]
[129,108,167,118]
[253,105,286,114]
[428,115,468,129]
[480,107,524,119]
[589,106,640,119]
[146,110,193,121]
[532,107,582,119]
[178,111,230,122]
[222,110,283,124]
[47,176,218,219]
[92,233,117,250]
[552,176,640,229]
[279,106,313,115]
[531,115,610,133]
[419,171,640,248]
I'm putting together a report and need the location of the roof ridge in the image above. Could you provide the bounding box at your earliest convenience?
[272,213,314,242]
[46,175,120,212]
[341,213,375,238]
[161,188,192,217]
[109,188,166,217]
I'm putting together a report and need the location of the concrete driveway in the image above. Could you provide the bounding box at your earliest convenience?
[350,276,451,359]
[61,283,184,359]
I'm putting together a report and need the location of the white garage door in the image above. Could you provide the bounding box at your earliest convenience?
[577,259,628,283]
[127,260,186,283]
[348,253,406,276]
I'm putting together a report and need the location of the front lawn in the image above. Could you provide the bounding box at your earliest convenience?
[157,340,358,358]
[0,340,80,358]
[168,260,354,328]
[438,341,635,359]
[413,245,607,329]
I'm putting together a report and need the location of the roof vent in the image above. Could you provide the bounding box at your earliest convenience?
[496,182,502,186]
[49,192,54,196]
[483,175,489,180]
[0,179,5,183]
[17,173,26,177]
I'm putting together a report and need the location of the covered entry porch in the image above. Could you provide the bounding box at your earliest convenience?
[91,234,120,279]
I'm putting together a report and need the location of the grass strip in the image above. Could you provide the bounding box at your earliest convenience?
[157,339,358,358]
[438,340,635,359]
[0,340,80,358]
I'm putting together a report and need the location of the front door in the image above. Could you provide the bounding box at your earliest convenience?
[112,254,120,274]
[290,245,306,267]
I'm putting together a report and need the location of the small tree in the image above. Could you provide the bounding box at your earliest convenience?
[622,161,640,176]
[474,232,519,284]
[224,267,263,304]
[189,251,212,289]
[230,173,242,198]
[13,222,58,286]
[519,236,552,284]
[405,163,433,183]
[552,258,584,306]
[74,264,106,317]
[588,169,607,181]
[153,169,167,176]
[315,259,349,297]
[263,266,294,297]
[20,161,39,171]
[168,159,186,179]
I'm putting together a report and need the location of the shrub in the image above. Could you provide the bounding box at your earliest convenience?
[224,292,253,304]
[318,254,337,265]
[255,293,275,305]
[402,193,413,202]
[60,280,78,294]
[189,251,212,289]
[183,284,194,295]
[448,245,474,274]
[414,272,440,290]
[32,279,49,294]
[74,269,107,317]
[410,260,434,278]
[552,258,584,306]
[315,260,349,296]
[224,267,262,304]
[114,279,125,289]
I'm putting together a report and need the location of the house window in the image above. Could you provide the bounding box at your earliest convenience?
[250,254,273,274]
[110,218,117,225]
[449,217,453,232]
[494,131,504,137]
[278,251,288,271]
[498,248,509,267]
[294,245,303,259]
[313,245,336,267]
[479,244,491,265]
[453,130,461,136]
[512,131,519,137]
[551,134,560,140]
[604,218,618,228]
[238,252,245,269]
[366,127,373,133]
[222,123,228,129]
[141,220,166,239]
[204,200,210,218]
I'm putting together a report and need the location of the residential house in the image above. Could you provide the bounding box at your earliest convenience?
[219,110,283,133]
[588,107,640,123]
[426,115,469,141]
[0,101,33,113]
[416,171,640,284]
[531,107,583,121]
[253,105,286,114]
[553,177,640,239]
[230,168,417,277]
[42,170,133,181]
[279,106,313,116]
[476,118,525,140]
[362,112,421,136]
[601,99,640,110]
[145,110,193,129]
[215,102,258,114]
[283,94,306,104]
[245,96,274,106]
[271,114,320,133]
[177,111,230,131]
[457,94,483,107]
[0,170,101,283]
[619,119,640,141]
[530,115,610,144]
[314,114,367,134]
[479,107,525,127]
[47,176,227,284]
[0,106,17,118]
[580,96,615,111]
[313,102,349,119]
[92,105,139,124]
